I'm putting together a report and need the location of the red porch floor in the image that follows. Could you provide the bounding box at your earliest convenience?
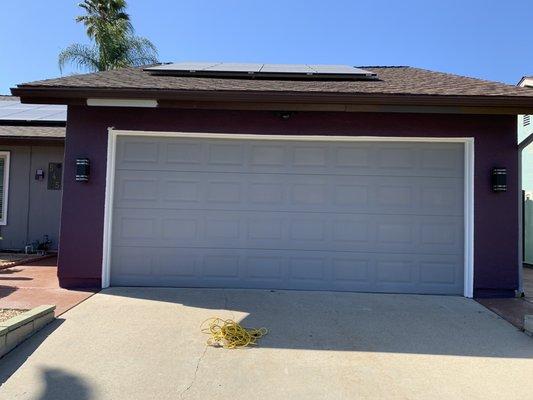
[0,256,97,316]
[476,267,533,330]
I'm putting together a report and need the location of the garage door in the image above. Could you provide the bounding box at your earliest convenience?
[110,135,464,294]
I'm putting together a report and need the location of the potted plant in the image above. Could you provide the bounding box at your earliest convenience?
[34,235,52,256]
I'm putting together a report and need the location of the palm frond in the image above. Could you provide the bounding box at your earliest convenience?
[58,43,101,73]
[124,36,159,66]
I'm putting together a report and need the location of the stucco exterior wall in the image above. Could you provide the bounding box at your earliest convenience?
[0,143,64,251]
[58,106,519,297]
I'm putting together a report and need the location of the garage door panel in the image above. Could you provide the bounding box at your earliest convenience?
[110,245,463,294]
[111,136,465,294]
[116,138,463,178]
[114,170,463,216]
[112,208,462,255]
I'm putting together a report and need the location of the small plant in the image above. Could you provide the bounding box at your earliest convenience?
[33,235,52,255]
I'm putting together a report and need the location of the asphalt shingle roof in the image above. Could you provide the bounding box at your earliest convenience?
[15,66,533,98]
[0,125,65,138]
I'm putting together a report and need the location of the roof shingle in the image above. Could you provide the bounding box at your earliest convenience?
[15,66,533,98]
[0,125,65,138]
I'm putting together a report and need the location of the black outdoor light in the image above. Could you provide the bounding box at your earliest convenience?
[491,167,507,192]
[76,158,90,182]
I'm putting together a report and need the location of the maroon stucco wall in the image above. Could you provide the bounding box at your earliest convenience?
[58,106,519,297]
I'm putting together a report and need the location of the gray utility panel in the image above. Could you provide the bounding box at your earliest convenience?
[110,136,465,294]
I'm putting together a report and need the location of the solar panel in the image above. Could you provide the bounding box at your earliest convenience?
[0,100,66,122]
[145,62,377,80]
[260,64,315,74]
[204,63,263,73]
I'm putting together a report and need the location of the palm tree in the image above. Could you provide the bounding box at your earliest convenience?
[58,0,158,73]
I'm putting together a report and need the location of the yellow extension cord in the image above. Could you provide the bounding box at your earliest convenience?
[201,318,268,349]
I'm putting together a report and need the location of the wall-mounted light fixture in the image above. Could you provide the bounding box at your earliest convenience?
[491,167,507,192]
[35,169,45,181]
[76,158,90,182]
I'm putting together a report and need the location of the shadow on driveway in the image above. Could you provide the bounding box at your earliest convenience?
[37,367,92,400]
[0,287,532,400]
[101,287,532,358]
[0,319,64,385]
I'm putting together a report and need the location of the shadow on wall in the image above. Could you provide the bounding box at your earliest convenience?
[37,368,93,400]
[101,287,533,359]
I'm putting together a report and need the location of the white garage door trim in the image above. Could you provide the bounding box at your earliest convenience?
[101,129,474,297]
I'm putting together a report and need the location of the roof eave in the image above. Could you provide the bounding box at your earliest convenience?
[12,86,533,114]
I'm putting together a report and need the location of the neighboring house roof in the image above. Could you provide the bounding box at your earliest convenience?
[0,97,66,141]
[0,125,65,138]
[0,97,66,122]
[11,64,533,111]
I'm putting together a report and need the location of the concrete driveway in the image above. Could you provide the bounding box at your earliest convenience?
[0,288,532,400]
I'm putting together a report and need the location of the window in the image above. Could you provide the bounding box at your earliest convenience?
[0,151,10,225]
[525,115,531,126]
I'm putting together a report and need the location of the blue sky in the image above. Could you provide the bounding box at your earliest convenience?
[1,0,532,93]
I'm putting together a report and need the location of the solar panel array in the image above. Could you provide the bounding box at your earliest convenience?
[145,62,377,80]
[0,99,66,122]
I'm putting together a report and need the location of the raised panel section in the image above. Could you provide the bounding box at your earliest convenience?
[378,147,415,169]
[421,187,458,209]
[119,217,155,239]
[332,220,369,242]
[293,146,327,166]
[164,181,199,202]
[122,141,158,163]
[153,254,198,277]
[332,258,369,282]
[250,145,285,166]
[421,148,459,171]
[248,183,284,204]
[377,186,413,208]
[334,185,369,206]
[247,256,283,279]
[335,146,371,168]
[377,223,412,244]
[206,218,240,239]
[248,218,283,240]
[119,179,158,201]
[207,182,241,203]
[420,261,456,284]
[289,257,325,280]
[376,260,413,283]
[291,184,327,205]
[208,144,243,165]
[162,219,198,240]
[290,220,325,241]
[166,143,202,164]
[203,255,240,278]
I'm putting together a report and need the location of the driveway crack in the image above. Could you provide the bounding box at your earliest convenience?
[179,345,208,399]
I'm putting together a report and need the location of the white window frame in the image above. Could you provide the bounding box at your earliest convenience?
[0,151,10,226]
[102,129,475,298]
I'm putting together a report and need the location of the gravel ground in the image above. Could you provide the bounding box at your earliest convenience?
[0,309,27,323]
